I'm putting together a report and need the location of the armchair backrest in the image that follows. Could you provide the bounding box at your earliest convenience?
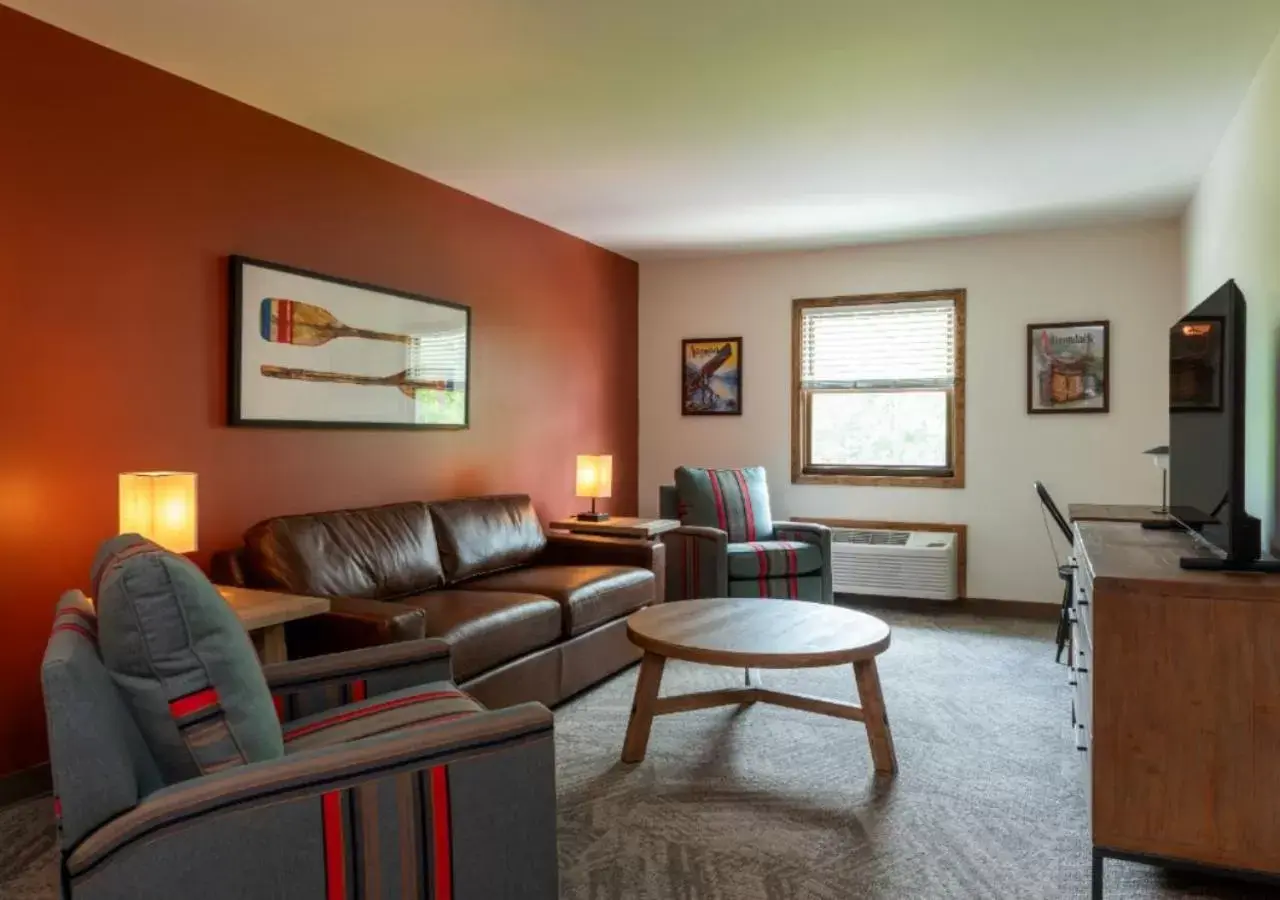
[658,485,680,519]
[42,591,164,850]
[673,466,775,542]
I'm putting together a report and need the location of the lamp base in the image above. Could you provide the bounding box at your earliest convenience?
[576,511,610,522]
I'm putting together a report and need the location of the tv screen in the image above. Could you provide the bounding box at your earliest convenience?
[1167,280,1245,556]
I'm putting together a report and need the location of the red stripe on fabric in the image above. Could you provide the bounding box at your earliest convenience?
[168,687,219,718]
[284,690,458,740]
[350,679,367,702]
[322,790,346,900]
[786,546,799,599]
[52,797,62,820]
[52,623,94,640]
[282,299,294,344]
[430,767,453,900]
[732,469,757,541]
[707,471,728,532]
[272,694,285,722]
[752,543,768,597]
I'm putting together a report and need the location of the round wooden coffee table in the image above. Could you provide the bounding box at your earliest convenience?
[621,598,896,774]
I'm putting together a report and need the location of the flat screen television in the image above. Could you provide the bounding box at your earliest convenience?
[1166,279,1274,570]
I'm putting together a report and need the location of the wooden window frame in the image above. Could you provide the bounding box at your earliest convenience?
[791,288,966,489]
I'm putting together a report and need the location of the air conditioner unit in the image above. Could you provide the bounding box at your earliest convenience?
[830,528,959,601]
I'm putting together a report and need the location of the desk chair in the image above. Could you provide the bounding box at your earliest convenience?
[1035,481,1076,662]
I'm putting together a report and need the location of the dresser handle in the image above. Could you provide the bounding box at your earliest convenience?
[1076,667,1089,674]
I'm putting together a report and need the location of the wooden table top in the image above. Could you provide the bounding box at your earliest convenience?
[627,598,891,668]
[548,517,682,538]
[217,586,330,632]
[1068,503,1171,525]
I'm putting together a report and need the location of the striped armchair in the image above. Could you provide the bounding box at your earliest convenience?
[42,591,557,900]
[659,466,833,604]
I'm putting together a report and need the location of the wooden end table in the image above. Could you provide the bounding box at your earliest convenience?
[547,517,681,540]
[621,598,897,774]
[218,587,330,664]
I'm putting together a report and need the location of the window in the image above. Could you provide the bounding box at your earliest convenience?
[792,289,965,487]
[407,327,468,425]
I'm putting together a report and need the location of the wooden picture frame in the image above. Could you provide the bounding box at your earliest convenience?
[228,256,471,430]
[1026,320,1110,415]
[682,337,742,416]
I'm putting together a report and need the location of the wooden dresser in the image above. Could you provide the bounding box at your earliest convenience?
[1070,521,1280,898]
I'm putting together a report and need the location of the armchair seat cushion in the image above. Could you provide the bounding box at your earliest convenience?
[400,590,562,681]
[460,566,653,637]
[283,680,481,751]
[726,541,825,580]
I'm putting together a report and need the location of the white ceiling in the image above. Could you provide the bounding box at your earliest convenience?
[9,1,1280,258]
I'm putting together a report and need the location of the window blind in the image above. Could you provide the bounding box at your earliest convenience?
[407,329,467,386]
[800,298,956,390]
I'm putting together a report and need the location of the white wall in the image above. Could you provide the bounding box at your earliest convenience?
[1185,29,1280,548]
[639,220,1183,604]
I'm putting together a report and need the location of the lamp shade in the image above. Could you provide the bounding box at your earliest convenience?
[575,455,613,499]
[119,472,198,553]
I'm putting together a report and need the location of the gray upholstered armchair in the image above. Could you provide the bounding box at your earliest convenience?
[42,590,558,900]
[659,466,833,604]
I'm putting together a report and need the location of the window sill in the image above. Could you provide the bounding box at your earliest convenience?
[792,470,964,489]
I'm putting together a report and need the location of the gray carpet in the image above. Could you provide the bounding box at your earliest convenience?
[2,610,1274,898]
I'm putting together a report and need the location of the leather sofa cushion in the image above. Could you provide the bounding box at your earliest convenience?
[429,495,546,583]
[400,590,562,681]
[243,502,445,600]
[460,566,653,637]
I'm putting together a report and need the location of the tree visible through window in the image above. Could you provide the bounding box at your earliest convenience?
[792,289,965,487]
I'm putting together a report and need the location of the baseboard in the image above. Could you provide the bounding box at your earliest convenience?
[837,593,1060,621]
[0,763,51,807]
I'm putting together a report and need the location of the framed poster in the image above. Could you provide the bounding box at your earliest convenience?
[1169,316,1224,411]
[229,256,470,429]
[682,337,742,415]
[1026,320,1109,414]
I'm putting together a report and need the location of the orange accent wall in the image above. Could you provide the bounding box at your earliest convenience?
[0,8,638,776]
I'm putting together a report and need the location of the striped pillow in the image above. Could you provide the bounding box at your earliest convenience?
[92,534,284,784]
[674,466,775,542]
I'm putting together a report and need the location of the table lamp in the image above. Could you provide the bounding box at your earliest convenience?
[118,472,198,553]
[575,455,612,522]
[1143,445,1169,515]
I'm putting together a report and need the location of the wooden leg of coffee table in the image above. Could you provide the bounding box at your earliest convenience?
[853,658,897,775]
[622,652,666,763]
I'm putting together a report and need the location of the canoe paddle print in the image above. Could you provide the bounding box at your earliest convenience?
[260,365,458,399]
[260,298,411,346]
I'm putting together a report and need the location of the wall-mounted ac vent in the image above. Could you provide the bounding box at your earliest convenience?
[830,528,958,601]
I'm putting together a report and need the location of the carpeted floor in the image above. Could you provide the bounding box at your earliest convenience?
[2,609,1275,898]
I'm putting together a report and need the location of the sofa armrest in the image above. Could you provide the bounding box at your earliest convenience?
[263,639,453,722]
[284,595,427,660]
[539,532,666,604]
[539,532,661,569]
[66,704,557,898]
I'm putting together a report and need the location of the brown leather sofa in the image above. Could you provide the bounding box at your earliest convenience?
[212,494,662,710]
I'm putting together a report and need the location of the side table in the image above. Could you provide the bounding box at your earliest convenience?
[217,586,330,664]
[547,517,681,540]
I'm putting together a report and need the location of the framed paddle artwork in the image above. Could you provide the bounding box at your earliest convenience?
[682,337,742,416]
[228,256,470,429]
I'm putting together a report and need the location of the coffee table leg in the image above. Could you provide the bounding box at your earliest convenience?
[622,652,666,763]
[853,659,897,775]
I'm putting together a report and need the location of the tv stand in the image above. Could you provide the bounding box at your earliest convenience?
[1071,522,1280,899]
